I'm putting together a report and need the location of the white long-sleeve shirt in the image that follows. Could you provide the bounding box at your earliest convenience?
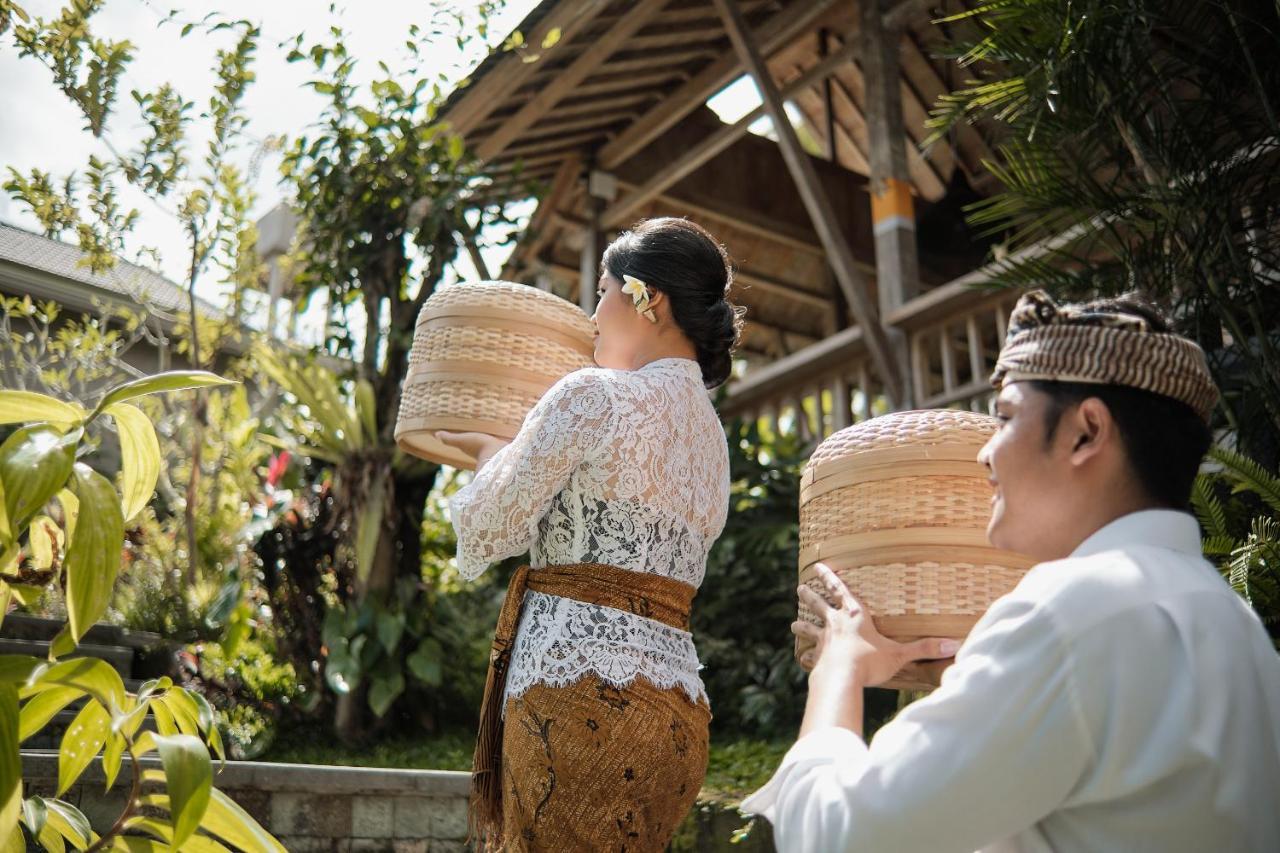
[448,358,729,705]
[742,510,1280,852]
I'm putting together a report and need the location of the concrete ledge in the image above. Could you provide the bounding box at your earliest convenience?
[21,750,472,851]
[20,750,471,796]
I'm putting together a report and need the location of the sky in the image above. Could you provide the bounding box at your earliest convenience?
[0,0,769,344]
[0,0,542,341]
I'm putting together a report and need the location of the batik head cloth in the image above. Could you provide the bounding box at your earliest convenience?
[990,290,1219,422]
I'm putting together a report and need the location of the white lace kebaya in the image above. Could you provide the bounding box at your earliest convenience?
[448,357,729,707]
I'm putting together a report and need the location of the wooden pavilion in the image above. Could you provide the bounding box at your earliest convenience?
[441,0,1028,438]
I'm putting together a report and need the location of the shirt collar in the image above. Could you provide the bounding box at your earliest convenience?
[640,357,702,378]
[1070,509,1203,559]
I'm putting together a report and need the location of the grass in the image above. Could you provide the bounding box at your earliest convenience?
[260,726,790,803]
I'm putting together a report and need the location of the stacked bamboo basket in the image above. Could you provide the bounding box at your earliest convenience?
[395,281,596,469]
[797,409,1035,690]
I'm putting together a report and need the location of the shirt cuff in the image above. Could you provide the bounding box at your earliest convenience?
[739,726,869,822]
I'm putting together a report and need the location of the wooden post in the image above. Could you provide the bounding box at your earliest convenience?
[862,0,921,316]
[712,0,904,406]
[579,195,602,315]
[832,374,853,431]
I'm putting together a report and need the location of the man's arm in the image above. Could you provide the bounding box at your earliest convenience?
[744,581,1095,853]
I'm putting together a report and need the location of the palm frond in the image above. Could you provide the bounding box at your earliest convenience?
[1207,446,1280,514]
[1191,474,1231,538]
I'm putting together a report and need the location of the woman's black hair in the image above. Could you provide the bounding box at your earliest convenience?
[601,217,745,389]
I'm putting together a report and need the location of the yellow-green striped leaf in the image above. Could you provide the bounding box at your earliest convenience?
[65,464,124,643]
[104,403,160,524]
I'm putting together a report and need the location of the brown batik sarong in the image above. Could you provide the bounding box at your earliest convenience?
[470,562,710,852]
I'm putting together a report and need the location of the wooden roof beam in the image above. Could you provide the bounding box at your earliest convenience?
[446,0,613,137]
[475,0,671,163]
[598,0,842,170]
[714,0,904,406]
[602,33,861,229]
[734,268,834,311]
[501,156,581,280]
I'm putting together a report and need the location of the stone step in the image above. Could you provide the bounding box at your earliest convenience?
[0,637,135,677]
[0,613,165,651]
[1,615,177,681]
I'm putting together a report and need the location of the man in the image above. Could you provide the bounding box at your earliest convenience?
[742,290,1280,852]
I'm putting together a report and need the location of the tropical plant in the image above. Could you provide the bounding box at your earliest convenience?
[1192,446,1280,636]
[0,373,284,851]
[0,298,269,648]
[928,0,1280,461]
[693,420,809,735]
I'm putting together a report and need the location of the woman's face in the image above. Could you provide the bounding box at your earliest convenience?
[592,271,653,369]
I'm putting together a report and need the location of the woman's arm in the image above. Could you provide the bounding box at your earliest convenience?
[446,370,615,580]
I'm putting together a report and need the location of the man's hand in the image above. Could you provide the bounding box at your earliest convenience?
[792,563,960,736]
[435,431,510,471]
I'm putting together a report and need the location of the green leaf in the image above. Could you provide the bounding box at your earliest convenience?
[43,798,94,849]
[104,837,166,852]
[354,379,377,442]
[375,609,404,654]
[27,515,61,569]
[0,656,39,683]
[367,669,404,718]
[104,403,160,524]
[91,371,235,420]
[21,795,48,837]
[0,478,9,547]
[154,733,212,847]
[407,638,442,686]
[18,686,81,741]
[122,814,232,851]
[354,472,387,584]
[0,684,20,845]
[26,658,126,714]
[57,700,110,795]
[150,698,178,736]
[141,783,284,853]
[0,391,84,427]
[157,689,201,739]
[47,626,76,661]
[323,647,359,695]
[65,464,125,643]
[6,584,40,608]
[188,691,225,762]
[56,489,78,547]
[102,732,126,792]
[0,825,22,853]
[0,424,80,531]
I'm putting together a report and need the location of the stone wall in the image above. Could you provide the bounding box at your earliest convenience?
[21,751,471,852]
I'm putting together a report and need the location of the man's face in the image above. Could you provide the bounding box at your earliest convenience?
[978,382,1077,561]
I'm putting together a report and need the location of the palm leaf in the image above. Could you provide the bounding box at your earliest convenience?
[1207,446,1280,514]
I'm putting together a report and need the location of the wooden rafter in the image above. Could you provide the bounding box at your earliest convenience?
[602,31,862,228]
[598,0,842,170]
[475,0,671,163]
[445,0,613,137]
[500,156,581,280]
[713,0,904,404]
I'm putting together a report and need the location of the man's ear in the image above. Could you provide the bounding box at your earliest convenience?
[1067,397,1112,466]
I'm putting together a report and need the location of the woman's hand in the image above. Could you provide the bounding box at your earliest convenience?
[435,431,510,471]
[793,563,960,688]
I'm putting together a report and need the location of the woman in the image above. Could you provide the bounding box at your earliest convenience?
[438,217,743,851]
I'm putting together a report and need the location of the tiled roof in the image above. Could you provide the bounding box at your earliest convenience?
[0,220,219,316]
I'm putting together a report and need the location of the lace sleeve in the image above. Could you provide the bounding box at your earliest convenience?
[447,369,616,579]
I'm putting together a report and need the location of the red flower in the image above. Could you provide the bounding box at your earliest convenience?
[266,451,292,487]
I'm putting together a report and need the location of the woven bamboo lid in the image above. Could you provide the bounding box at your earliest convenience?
[797,409,1034,690]
[395,281,595,469]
